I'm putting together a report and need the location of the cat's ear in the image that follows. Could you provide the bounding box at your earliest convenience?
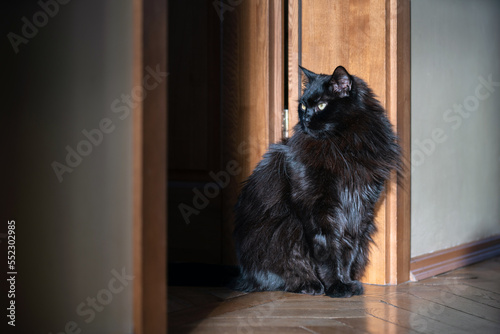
[299,66,318,92]
[299,65,318,82]
[331,66,352,98]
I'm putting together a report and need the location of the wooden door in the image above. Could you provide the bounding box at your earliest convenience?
[288,0,411,284]
[220,0,285,264]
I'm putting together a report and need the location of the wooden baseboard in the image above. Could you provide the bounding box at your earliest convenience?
[410,235,500,281]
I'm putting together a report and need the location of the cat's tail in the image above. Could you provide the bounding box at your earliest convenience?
[229,268,287,293]
[229,269,260,292]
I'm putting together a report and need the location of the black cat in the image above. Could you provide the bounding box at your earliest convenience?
[232,66,401,298]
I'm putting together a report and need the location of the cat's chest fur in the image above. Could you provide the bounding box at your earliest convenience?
[286,133,378,233]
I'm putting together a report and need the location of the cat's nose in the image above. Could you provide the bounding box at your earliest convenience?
[303,111,314,123]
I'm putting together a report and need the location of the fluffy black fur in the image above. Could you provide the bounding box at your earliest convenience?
[232,66,401,298]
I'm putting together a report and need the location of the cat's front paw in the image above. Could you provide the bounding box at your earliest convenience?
[294,281,325,295]
[325,280,363,298]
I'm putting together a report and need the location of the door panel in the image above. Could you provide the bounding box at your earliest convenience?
[288,0,411,284]
[221,0,283,264]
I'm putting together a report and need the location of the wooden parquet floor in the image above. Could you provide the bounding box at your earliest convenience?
[168,256,500,333]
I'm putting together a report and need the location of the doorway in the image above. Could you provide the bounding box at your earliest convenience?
[167,0,225,265]
[165,0,410,283]
[167,0,285,268]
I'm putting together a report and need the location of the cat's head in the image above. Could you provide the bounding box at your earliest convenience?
[298,66,355,138]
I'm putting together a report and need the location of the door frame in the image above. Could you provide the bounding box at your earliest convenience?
[132,0,167,333]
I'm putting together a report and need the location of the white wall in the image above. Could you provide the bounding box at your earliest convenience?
[5,1,134,332]
[411,0,500,257]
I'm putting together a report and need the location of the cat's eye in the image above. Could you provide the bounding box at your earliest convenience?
[300,103,306,111]
[318,102,327,110]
